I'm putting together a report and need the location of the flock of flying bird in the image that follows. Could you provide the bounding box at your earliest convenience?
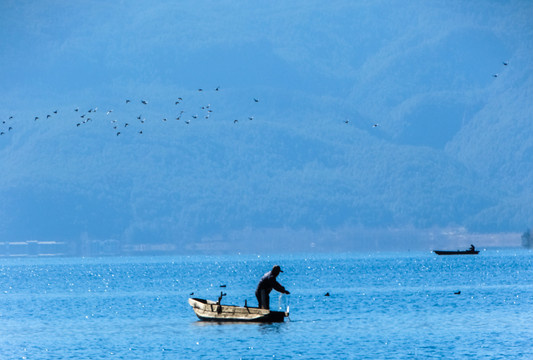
[0,86,261,138]
[0,61,511,138]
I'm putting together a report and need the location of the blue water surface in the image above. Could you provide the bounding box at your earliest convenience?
[0,249,531,359]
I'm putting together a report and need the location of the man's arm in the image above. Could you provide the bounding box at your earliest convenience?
[273,281,290,294]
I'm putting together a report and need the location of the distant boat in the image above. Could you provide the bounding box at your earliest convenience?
[433,249,479,255]
[188,297,288,323]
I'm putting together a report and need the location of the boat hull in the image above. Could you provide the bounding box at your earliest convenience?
[188,298,287,323]
[434,250,479,255]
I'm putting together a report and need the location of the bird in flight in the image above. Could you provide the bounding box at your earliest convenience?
[7,83,268,140]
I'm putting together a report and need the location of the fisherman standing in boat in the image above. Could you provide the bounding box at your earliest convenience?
[256,265,290,309]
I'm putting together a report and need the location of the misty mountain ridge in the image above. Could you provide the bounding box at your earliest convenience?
[0,1,531,253]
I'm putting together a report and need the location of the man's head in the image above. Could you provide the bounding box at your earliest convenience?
[272,265,283,276]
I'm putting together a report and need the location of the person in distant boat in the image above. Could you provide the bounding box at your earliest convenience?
[255,265,290,309]
[469,244,476,251]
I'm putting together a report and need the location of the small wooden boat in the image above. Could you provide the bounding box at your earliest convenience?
[434,249,479,255]
[188,297,288,323]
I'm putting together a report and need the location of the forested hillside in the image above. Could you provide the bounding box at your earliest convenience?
[0,0,531,253]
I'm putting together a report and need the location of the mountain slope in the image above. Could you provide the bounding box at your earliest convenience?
[0,0,531,251]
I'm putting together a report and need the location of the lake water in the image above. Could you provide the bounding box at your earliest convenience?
[0,249,531,359]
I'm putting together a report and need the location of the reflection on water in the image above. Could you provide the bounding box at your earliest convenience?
[0,250,531,359]
[258,322,284,335]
